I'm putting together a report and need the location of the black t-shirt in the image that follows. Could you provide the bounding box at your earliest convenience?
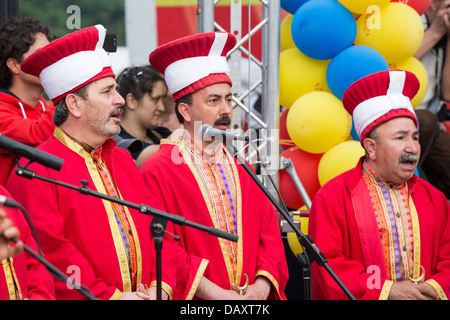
[118,125,171,160]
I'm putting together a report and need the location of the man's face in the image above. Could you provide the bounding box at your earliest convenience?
[183,82,233,140]
[366,117,420,184]
[19,32,50,86]
[80,77,125,142]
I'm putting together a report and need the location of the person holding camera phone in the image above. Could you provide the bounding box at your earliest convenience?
[413,0,450,200]
[0,17,57,186]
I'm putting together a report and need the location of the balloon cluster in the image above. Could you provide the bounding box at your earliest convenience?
[278,0,430,254]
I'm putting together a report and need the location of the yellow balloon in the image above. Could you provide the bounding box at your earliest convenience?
[338,0,390,15]
[279,48,330,109]
[318,140,365,186]
[280,14,295,51]
[287,206,309,256]
[286,91,351,154]
[354,3,424,63]
[389,57,429,109]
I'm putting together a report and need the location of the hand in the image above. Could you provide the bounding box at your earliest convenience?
[430,0,450,36]
[231,276,272,300]
[120,291,147,300]
[146,285,169,300]
[388,280,440,300]
[0,208,23,259]
[195,276,244,300]
[119,284,158,300]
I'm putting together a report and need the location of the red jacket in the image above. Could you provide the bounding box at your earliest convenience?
[140,141,289,300]
[7,130,203,300]
[0,90,55,186]
[309,158,450,300]
[0,185,55,299]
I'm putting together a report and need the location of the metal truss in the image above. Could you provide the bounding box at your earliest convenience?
[197,0,281,195]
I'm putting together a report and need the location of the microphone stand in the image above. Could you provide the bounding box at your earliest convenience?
[10,237,98,300]
[227,145,356,300]
[150,216,180,300]
[6,160,97,300]
[15,163,238,300]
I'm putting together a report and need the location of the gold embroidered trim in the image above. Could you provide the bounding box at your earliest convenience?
[185,258,209,300]
[8,257,22,300]
[408,199,421,279]
[2,258,16,300]
[178,140,242,286]
[379,280,393,300]
[109,289,122,300]
[54,127,135,292]
[255,270,281,299]
[116,188,143,288]
[425,279,448,300]
[226,148,244,288]
[149,280,173,300]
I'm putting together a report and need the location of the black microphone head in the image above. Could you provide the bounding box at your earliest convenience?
[0,134,64,171]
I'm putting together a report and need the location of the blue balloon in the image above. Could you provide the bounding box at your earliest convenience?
[281,0,310,14]
[350,119,359,141]
[326,45,389,100]
[290,0,356,60]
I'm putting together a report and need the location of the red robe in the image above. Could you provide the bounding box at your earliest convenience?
[0,91,55,186]
[309,158,450,300]
[6,129,201,300]
[140,140,288,299]
[0,186,55,300]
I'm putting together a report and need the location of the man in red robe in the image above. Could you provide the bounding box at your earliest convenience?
[309,70,450,300]
[6,25,204,300]
[0,185,55,299]
[140,32,288,299]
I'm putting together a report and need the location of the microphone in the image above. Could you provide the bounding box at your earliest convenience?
[0,134,64,171]
[0,195,21,209]
[198,124,249,142]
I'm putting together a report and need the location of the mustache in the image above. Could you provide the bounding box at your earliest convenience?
[398,153,419,163]
[213,116,231,126]
[110,107,123,116]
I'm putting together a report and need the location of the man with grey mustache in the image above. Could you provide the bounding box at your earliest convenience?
[309,70,450,300]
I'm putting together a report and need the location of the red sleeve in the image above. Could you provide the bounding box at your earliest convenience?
[0,186,55,299]
[254,200,289,300]
[141,160,208,300]
[0,99,55,148]
[13,207,55,299]
[413,184,450,298]
[6,165,118,300]
[309,184,385,300]
[236,160,288,300]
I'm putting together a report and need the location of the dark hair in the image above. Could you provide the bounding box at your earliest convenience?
[367,128,380,143]
[0,16,56,89]
[116,65,167,113]
[364,128,380,158]
[53,85,89,127]
[174,93,193,124]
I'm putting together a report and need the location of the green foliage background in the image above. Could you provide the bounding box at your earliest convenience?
[18,0,126,46]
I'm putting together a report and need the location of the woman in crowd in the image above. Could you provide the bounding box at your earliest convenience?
[115,65,172,166]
